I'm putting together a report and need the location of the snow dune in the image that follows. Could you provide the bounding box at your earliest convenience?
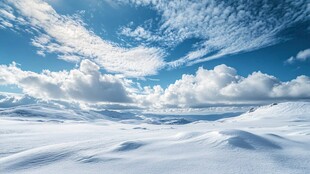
[0,102,310,173]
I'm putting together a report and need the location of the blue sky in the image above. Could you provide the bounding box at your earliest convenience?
[0,0,309,110]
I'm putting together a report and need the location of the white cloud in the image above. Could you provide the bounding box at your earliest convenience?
[0,3,15,28]
[58,55,81,63]
[139,64,310,108]
[285,56,295,64]
[272,75,310,98]
[0,62,310,109]
[0,0,165,77]
[120,26,161,42]
[296,49,310,61]
[121,0,310,67]
[119,24,178,47]
[0,60,133,103]
[296,48,310,61]
[285,48,310,64]
[0,9,15,21]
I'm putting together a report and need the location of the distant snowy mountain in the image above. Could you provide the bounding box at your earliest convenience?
[0,101,309,124]
[0,104,106,121]
[0,93,39,108]
[0,101,243,124]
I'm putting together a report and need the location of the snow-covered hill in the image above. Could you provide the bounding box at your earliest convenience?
[238,102,310,121]
[0,102,310,174]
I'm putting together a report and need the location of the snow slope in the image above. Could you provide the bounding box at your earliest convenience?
[0,102,310,174]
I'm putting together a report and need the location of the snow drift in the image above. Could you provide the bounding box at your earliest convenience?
[0,102,309,174]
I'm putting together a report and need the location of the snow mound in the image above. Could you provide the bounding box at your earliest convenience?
[113,141,145,152]
[0,143,76,170]
[218,130,281,150]
[173,132,204,140]
[178,130,282,150]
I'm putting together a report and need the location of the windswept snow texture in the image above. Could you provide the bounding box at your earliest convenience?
[1,102,310,174]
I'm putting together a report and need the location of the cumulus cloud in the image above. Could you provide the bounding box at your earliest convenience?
[120,0,310,67]
[0,0,165,77]
[139,65,310,108]
[0,60,133,103]
[286,48,310,64]
[0,62,310,109]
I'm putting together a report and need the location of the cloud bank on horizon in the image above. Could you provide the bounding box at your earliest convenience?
[1,62,310,109]
[0,0,309,110]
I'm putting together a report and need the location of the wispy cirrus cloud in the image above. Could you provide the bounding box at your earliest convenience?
[120,0,310,67]
[1,0,308,76]
[0,0,165,77]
